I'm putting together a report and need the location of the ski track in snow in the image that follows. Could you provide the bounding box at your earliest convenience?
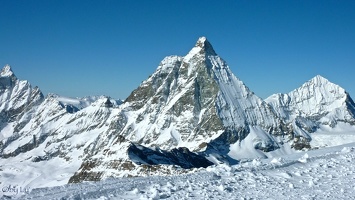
[7,143,355,200]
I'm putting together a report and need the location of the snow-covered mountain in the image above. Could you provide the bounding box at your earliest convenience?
[1,37,355,193]
[0,65,43,140]
[70,37,290,182]
[123,37,281,151]
[266,75,355,131]
[264,75,355,151]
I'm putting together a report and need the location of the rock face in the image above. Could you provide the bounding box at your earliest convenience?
[1,37,355,189]
[127,143,213,169]
[123,37,280,150]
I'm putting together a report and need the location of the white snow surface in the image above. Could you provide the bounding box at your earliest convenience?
[310,122,355,148]
[6,142,355,199]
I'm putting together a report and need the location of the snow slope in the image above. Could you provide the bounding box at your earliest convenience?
[13,142,355,200]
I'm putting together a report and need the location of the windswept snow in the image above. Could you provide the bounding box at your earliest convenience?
[311,123,355,148]
[9,142,355,199]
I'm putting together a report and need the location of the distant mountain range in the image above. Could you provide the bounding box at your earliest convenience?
[1,37,355,189]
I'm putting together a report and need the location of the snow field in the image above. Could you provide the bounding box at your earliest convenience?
[17,143,355,200]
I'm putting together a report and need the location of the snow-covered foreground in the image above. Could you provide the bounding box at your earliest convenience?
[4,142,354,200]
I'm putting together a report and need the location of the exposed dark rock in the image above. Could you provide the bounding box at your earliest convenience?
[291,136,311,150]
[68,160,103,183]
[104,98,113,108]
[128,143,213,169]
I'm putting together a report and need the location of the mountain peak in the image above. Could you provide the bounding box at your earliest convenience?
[1,64,15,77]
[195,36,216,55]
[295,75,343,94]
[195,36,208,46]
[184,36,217,58]
[309,75,329,85]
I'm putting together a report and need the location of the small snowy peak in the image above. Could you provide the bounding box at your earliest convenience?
[266,74,355,131]
[291,75,347,111]
[295,75,345,95]
[0,64,15,77]
[195,36,217,56]
[0,65,17,89]
[309,75,330,85]
[197,36,207,43]
[184,37,217,61]
[267,75,348,111]
[195,36,208,47]
[0,65,44,118]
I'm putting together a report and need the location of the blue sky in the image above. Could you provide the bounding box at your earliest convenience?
[1,1,355,99]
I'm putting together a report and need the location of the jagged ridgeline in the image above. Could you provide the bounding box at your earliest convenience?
[1,37,355,187]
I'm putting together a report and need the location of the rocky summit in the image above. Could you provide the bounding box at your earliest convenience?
[1,37,355,189]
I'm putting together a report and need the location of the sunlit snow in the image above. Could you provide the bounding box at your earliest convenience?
[9,142,355,199]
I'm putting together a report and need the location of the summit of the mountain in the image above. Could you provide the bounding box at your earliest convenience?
[194,36,217,56]
[293,75,342,95]
[309,75,330,84]
[0,65,15,78]
[0,65,17,90]
[183,37,217,62]
[0,65,44,127]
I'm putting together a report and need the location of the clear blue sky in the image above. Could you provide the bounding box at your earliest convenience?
[1,0,355,99]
